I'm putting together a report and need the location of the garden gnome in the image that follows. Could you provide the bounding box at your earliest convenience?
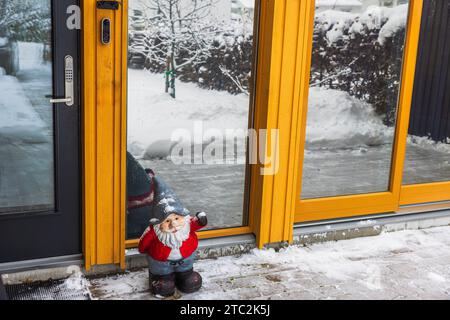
[138,176,208,297]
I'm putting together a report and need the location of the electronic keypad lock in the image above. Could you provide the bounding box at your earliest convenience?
[101,18,111,45]
[48,55,74,106]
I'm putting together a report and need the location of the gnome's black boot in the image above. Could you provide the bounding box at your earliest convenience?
[175,269,202,293]
[150,273,175,297]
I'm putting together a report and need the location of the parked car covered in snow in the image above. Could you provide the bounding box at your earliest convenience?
[0,36,19,75]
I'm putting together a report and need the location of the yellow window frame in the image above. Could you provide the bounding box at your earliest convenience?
[292,0,425,223]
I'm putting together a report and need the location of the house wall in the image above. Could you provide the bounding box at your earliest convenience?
[408,0,450,142]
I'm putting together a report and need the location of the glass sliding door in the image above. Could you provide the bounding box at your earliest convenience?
[126,0,257,239]
[401,0,450,205]
[302,0,409,199]
[295,0,423,222]
[403,0,450,185]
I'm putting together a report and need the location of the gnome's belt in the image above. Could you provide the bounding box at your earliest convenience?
[169,260,186,266]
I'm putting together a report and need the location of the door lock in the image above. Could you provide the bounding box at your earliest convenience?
[101,18,111,45]
[48,55,74,106]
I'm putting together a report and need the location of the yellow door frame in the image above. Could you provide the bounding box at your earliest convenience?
[254,0,316,247]
[82,0,128,270]
[293,0,425,223]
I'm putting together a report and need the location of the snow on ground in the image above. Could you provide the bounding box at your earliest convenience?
[127,69,250,159]
[88,226,450,300]
[305,87,394,149]
[406,135,450,154]
[129,69,449,157]
[0,75,48,143]
[18,42,50,71]
[127,70,393,160]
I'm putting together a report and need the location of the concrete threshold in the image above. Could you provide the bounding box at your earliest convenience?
[294,205,450,245]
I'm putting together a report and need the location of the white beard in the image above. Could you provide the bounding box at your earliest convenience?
[154,216,191,250]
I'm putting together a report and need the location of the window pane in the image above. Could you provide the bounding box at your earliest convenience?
[0,0,54,214]
[126,0,256,239]
[301,0,409,199]
[403,0,450,186]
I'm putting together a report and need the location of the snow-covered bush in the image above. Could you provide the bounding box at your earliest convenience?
[180,31,253,95]
[0,0,51,43]
[310,5,408,126]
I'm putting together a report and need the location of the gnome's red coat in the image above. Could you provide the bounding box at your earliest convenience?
[138,218,205,262]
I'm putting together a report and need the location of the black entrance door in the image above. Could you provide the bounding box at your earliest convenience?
[0,0,81,264]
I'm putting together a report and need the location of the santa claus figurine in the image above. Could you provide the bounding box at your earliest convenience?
[138,176,207,297]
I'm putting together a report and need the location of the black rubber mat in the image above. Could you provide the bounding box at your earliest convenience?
[0,277,8,300]
[5,279,90,300]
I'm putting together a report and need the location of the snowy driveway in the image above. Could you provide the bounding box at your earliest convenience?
[88,226,450,300]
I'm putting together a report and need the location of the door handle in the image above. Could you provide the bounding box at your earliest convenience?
[49,97,73,104]
[48,55,74,106]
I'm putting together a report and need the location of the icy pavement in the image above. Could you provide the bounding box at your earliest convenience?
[89,226,450,300]
[0,54,54,212]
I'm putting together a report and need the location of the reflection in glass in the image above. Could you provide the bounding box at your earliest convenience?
[126,0,256,239]
[300,0,410,200]
[402,0,450,186]
[0,0,54,214]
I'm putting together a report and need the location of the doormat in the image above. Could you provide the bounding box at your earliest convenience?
[5,278,91,301]
[0,277,8,300]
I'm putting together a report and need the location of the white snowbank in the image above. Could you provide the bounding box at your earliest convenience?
[306,87,450,152]
[127,69,249,159]
[305,87,394,148]
[18,41,50,71]
[406,135,450,154]
[127,69,449,155]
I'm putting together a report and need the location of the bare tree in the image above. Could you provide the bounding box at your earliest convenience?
[129,0,218,98]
